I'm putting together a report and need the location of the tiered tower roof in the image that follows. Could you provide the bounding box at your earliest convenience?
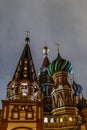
[12,34,37,82]
[42,46,50,67]
[7,33,40,101]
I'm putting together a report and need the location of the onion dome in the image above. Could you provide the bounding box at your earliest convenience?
[72,81,83,96]
[48,45,73,77]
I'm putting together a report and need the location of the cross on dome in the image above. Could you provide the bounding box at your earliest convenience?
[25,31,30,43]
[26,31,30,37]
[56,43,60,55]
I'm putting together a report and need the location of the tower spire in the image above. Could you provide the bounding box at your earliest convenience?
[12,33,37,82]
[41,41,50,67]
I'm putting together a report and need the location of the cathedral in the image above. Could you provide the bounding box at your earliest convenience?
[0,33,87,130]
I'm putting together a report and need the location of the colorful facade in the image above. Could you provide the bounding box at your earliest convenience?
[0,34,87,130]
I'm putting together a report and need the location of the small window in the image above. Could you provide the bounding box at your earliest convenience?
[24,60,28,64]
[69,117,73,121]
[50,118,54,123]
[11,105,19,120]
[22,87,28,96]
[26,106,34,120]
[24,74,27,77]
[60,118,63,123]
[21,83,28,96]
[27,113,32,118]
[13,112,18,119]
[44,117,48,123]
[24,67,28,70]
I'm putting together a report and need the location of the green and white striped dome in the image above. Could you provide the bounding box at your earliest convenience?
[48,53,73,77]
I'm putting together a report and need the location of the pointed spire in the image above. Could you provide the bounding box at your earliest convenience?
[42,41,50,67]
[12,33,37,82]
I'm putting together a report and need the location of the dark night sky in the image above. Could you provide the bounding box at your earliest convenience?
[0,0,87,108]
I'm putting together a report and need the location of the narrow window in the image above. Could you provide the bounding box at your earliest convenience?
[11,105,19,119]
[44,117,48,123]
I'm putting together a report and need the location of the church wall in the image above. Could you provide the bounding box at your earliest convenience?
[7,122,36,130]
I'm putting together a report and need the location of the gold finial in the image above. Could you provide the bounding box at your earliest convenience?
[56,43,60,54]
[43,41,49,55]
[26,31,30,37]
[25,31,30,43]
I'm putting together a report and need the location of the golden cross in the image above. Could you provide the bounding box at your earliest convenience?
[56,43,60,54]
[26,31,30,37]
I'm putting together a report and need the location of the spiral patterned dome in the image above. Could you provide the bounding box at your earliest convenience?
[72,81,83,96]
[48,53,73,77]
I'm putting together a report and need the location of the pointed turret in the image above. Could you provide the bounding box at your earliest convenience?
[12,32,37,82]
[7,33,40,101]
[38,45,54,112]
[38,46,53,84]
[42,46,50,67]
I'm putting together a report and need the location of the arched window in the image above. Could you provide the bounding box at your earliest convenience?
[11,105,19,119]
[50,118,54,123]
[26,106,34,120]
[21,83,28,96]
[44,117,48,123]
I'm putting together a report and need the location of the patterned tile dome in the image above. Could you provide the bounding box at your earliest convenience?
[72,81,83,96]
[48,52,73,77]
